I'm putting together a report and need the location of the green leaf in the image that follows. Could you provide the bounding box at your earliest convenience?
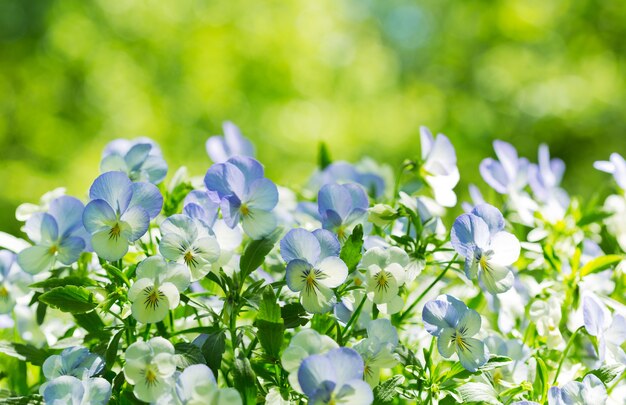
[281,303,308,328]
[340,224,364,273]
[0,393,43,404]
[239,229,281,280]
[233,353,257,405]
[163,181,194,217]
[533,356,548,402]
[579,254,623,277]
[105,329,124,372]
[587,363,625,384]
[577,210,613,227]
[478,355,513,371]
[456,382,499,404]
[39,285,97,314]
[318,142,332,169]
[30,276,97,289]
[0,342,51,366]
[74,311,108,338]
[174,342,206,368]
[255,287,285,358]
[200,328,226,378]
[373,375,404,404]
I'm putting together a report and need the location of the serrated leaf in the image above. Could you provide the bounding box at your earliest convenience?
[456,382,499,404]
[39,285,97,314]
[479,355,513,371]
[281,303,308,328]
[175,342,206,368]
[373,375,404,404]
[233,353,257,405]
[579,254,622,277]
[587,363,624,384]
[239,229,281,279]
[0,342,51,366]
[340,224,364,273]
[197,328,226,378]
[255,287,285,358]
[30,276,97,289]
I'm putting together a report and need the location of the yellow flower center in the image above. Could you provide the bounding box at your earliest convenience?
[240,203,250,216]
[183,251,198,267]
[144,365,159,386]
[0,286,8,300]
[143,286,165,311]
[109,223,122,241]
[48,245,58,255]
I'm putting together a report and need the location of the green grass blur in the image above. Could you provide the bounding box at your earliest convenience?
[1,0,625,234]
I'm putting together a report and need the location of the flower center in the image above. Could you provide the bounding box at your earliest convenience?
[48,245,58,255]
[240,203,250,216]
[0,286,8,301]
[144,364,159,386]
[143,286,165,311]
[183,251,198,267]
[375,271,391,292]
[452,331,469,351]
[109,223,122,241]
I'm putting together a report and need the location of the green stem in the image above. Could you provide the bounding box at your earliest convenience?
[142,323,152,340]
[552,326,584,384]
[397,254,457,324]
[339,295,368,340]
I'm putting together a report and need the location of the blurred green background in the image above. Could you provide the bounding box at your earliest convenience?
[1,0,625,235]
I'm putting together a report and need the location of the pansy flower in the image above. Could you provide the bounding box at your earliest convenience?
[0,250,31,314]
[418,126,460,207]
[100,137,168,184]
[548,374,607,405]
[159,214,220,281]
[422,294,489,372]
[529,297,565,350]
[204,156,278,239]
[451,204,520,294]
[594,152,626,190]
[528,144,569,220]
[15,187,65,222]
[318,183,369,240]
[281,228,347,313]
[42,376,111,405]
[353,319,399,386]
[298,347,373,405]
[308,161,387,199]
[206,121,255,163]
[83,171,163,261]
[281,329,339,393]
[124,337,177,402]
[183,190,220,229]
[42,346,105,382]
[17,196,89,274]
[128,256,190,324]
[582,295,626,364]
[155,364,242,405]
[359,246,410,314]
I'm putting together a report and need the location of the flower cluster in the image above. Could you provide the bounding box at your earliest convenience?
[0,122,624,405]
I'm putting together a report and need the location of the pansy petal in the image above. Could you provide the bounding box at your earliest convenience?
[91,230,128,261]
[204,162,246,199]
[489,232,520,266]
[228,156,264,185]
[301,283,335,314]
[297,353,335,398]
[457,337,488,372]
[451,214,490,258]
[456,308,482,337]
[128,182,163,219]
[128,278,154,302]
[164,263,191,292]
[286,260,312,292]
[317,256,348,288]
[82,377,112,405]
[89,171,133,213]
[247,178,278,211]
[241,209,276,240]
[479,262,514,294]
[312,229,340,259]
[327,348,365,386]
[471,204,505,235]
[56,236,85,265]
[582,296,605,337]
[318,184,352,220]
[479,159,508,194]
[17,245,56,274]
[220,195,242,228]
[131,288,170,323]
[206,137,229,163]
[48,196,85,237]
[83,200,116,234]
[120,206,150,241]
[43,375,84,404]
[437,328,456,358]
[280,229,321,265]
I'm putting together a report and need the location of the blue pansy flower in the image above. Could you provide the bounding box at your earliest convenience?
[100,137,168,184]
[0,250,31,314]
[155,364,242,405]
[204,156,278,239]
[42,346,105,381]
[479,140,529,195]
[298,347,373,405]
[528,144,569,210]
[83,171,163,261]
[281,228,347,314]
[205,121,255,163]
[451,204,520,294]
[353,319,399,386]
[422,294,489,372]
[43,376,111,405]
[582,295,626,364]
[309,161,387,199]
[419,126,460,207]
[183,190,220,229]
[318,183,369,240]
[594,152,626,190]
[18,196,89,274]
[548,374,607,405]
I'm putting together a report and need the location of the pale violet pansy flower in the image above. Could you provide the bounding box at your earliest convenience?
[204,156,278,239]
[594,152,626,190]
[528,144,569,222]
[18,196,89,274]
[548,374,607,405]
[183,190,220,229]
[42,346,105,382]
[529,297,565,350]
[353,319,399,386]
[583,295,626,364]
[155,364,242,405]
[42,376,111,405]
[124,337,177,402]
[359,246,410,314]
[128,256,190,324]
[15,187,65,222]
[298,347,373,405]
[83,171,163,261]
[451,203,520,294]
[205,121,255,163]
[422,294,489,372]
[100,137,168,184]
[158,214,220,281]
[0,250,32,314]
[281,329,339,393]
[484,335,530,387]
[281,228,348,313]
[419,126,460,207]
[308,161,387,199]
[318,183,369,240]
